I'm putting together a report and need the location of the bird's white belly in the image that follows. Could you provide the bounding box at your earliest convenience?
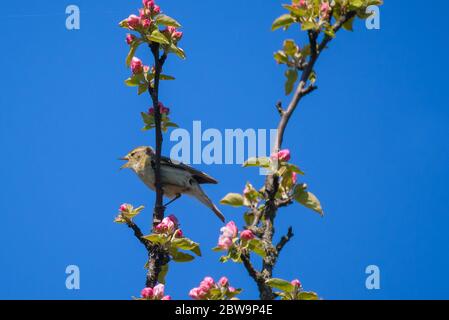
[139,165,192,199]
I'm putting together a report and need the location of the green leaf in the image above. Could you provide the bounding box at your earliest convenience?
[148,30,170,45]
[272,14,295,31]
[301,21,316,31]
[142,233,167,245]
[266,278,295,293]
[158,264,169,284]
[294,185,324,216]
[242,157,271,168]
[124,76,140,87]
[138,83,148,95]
[248,239,266,258]
[297,291,319,300]
[220,193,244,207]
[274,51,289,64]
[285,69,298,95]
[212,246,225,252]
[126,42,140,67]
[170,249,195,263]
[283,39,298,56]
[156,14,181,28]
[171,238,201,256]
[160,74,176,80]
[169,44,186,59]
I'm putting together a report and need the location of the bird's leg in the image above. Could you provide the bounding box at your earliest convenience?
[163,194,181,207]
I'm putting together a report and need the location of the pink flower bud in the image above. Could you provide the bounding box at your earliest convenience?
[174,229,183,238]
[143,0,155,9]
[141,287,154,299]
[291,279,301,287]
[203,277,215,287]
[161,295,171,300]
[298,0,307,8]
[173,31,183,41]
[240,230,255,241]
[130,57,144,74]
[271,149,291,162]
[153,284,165,299]
[320,2,331,16]
[292,172,298,184]
[119,204,129,212]
[152,5,161,15]
[218,276,229,287]
[126,34,136,45]
[127,14,141,30]
[228,286,236,293]
[141,18,152,29]
[167,214,178,226]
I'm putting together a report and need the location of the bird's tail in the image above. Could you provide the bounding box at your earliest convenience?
[190,184,225,223]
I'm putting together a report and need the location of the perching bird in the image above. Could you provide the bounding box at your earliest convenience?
[120,146,225,222]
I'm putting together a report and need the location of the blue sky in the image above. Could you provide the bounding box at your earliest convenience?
[1,0,448,300]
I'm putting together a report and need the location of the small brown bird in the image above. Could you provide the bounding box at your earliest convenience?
[120,146,225,222]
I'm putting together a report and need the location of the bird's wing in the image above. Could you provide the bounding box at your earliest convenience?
[160,156,218,184]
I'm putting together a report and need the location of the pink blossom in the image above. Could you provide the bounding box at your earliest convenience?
[127,14,140,30]
[240,230,255,241]
[228,286,236,293]
[149,102,170,116]
[161,295,171,300]
[218,276,229,287]
[221,221,238,238]
[155,217,175,233]
[218,236,233,250]
[298,0,307,8]
[173,31,183,40]
[130,57,144,74]
[201,277,215,288]
[125,34,136,45]
[141,287,154,299]
[153,284,165,299]
[271,149,291,162]
[291,279,301,287]
[119,204,129,212]
[189,287,207,300]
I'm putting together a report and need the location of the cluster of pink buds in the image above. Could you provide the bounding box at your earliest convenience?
[271,149,291,162]
[320,1,331,19]
[189,276,236,300]
[125,0,161,33]
[130,57,146,74]
[154,215,183,238]
[149,102,170,116]
[141,284,171,300]
[218,221,238,250]
[163,26,183,42]
[155,214,180,234]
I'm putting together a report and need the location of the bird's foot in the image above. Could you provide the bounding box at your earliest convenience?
[163,194,181,207]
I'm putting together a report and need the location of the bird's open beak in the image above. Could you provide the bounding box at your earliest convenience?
[119,156,130,170]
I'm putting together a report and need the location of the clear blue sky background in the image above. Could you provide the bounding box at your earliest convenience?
[1,1,448,300]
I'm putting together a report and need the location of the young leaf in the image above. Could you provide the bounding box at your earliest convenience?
[297,291,319,300]
[171,238,202,256]
[142,233,167,245]
[126,42,140,67]
[294,185,324,216]
[220,193,244,207]
[272,14,295,31]
[285,69,298,95]
[148,30,170,45]
[266,278,295,293]
[158,264,169,284]
[156,14,181,28]
[170,249,195,263]
[242,157,271,168]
